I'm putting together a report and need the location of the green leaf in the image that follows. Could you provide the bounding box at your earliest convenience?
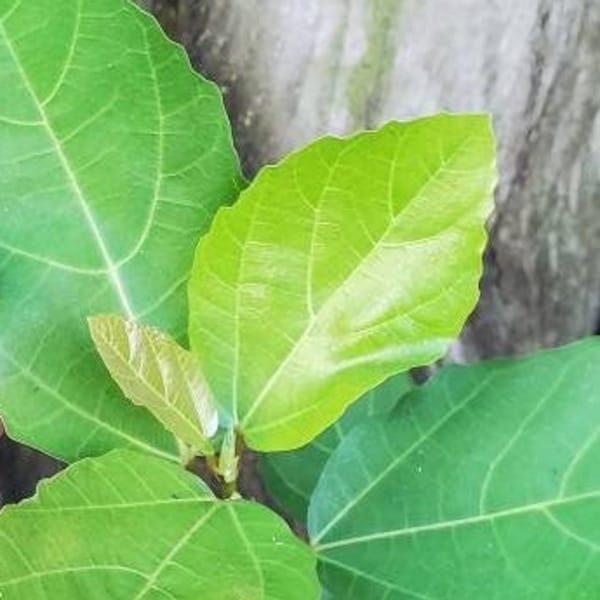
[0,450,320,600]
[0,0,242,461]
[309,338,600,599]
[261,372,415,521]
[189,113,496,451]
[88,315,218,456]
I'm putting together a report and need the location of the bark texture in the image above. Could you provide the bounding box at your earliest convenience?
[0,437,62,505]
[3,0,599,503]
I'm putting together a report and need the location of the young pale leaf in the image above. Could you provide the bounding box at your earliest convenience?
[0,450,320,600]
[0,0,242,462]
[88,315,218,456]
[309,338,600,599]
[261,372,415,521]
[189,113,496,451]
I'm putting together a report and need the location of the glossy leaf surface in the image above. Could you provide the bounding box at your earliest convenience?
[0,450,320,599]
[261,372,415,521]
[310,339,600,599]
[0,0,242,461]
[89,315,218,455]
[189,113,496,451]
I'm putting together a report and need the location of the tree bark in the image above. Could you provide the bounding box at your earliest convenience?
[0,436,62,505]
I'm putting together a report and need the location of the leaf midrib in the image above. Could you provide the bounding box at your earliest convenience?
[310,372,494,543]
[0,17,135,319]
[315,489,600,551]
[101,328,205,443]
[131,505,219,600]
[240,132,479,432]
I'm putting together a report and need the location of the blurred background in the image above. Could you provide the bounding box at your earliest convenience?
[1,0,599,504]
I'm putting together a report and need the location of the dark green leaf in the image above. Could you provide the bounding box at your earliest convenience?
[310,338,600,599]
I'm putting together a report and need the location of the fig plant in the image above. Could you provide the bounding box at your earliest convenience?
[1,1,599,598]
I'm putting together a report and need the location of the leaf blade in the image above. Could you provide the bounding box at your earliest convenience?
[88,315,218,456]
[189,113,496,451]
[0,450,320,600]
[309,338,600,599]
[0,0,242,461]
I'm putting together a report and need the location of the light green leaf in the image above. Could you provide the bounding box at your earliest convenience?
[189,113,496,451]
[309,338,600,599]
[261,372,415,521]
[0,0,242,461]
[0,449,320,600]
[88,314,218,456]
